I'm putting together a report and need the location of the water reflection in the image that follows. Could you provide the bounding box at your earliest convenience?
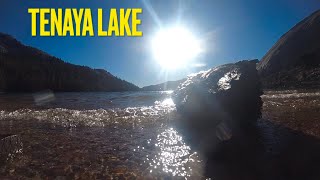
[155,98,175,107]
[148,128,202,177]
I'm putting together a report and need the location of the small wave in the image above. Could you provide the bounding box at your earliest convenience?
[0,99,176,128]
[262,92,320,99]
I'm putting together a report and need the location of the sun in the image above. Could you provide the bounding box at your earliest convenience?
[151,26,203,69]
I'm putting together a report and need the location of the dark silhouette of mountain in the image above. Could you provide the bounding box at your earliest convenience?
[141,79,186,91]
[0,33,139,92]
[257,10,320,89]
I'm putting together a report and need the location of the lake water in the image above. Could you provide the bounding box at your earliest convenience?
[0,90,320,179]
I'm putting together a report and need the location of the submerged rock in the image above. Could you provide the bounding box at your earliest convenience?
[172,60,263,152]
[0,134,23,163]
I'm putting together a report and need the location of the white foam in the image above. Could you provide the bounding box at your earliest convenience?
[262,92,320,99]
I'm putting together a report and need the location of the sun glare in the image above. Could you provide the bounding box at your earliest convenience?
[151,26,203,69]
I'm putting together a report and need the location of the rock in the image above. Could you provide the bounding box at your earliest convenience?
[257,10,320,89]
[172,60,262,152]
[0,134,23,163]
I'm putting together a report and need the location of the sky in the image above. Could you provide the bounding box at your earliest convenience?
[0,0,320,87]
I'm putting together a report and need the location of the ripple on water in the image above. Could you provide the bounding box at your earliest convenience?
[147,128,203,177]
[0,98,207,178]
[0,98,177,128]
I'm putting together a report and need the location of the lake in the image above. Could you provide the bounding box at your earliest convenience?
[0,90,320,179]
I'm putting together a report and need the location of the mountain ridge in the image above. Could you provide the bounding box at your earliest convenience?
[0,32,139,92]
[141,79,186,91]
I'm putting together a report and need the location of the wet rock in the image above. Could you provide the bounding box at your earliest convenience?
[172,60,263,152]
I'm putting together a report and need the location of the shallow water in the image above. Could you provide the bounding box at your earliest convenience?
[0,90,319,179]
[262,90,320,137]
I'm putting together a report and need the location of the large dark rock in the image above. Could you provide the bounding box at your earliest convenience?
[172,60,262,152]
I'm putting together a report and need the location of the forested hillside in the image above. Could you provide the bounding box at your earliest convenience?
[0,33,139,92]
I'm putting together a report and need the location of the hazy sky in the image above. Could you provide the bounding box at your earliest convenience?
[1,0,320,87]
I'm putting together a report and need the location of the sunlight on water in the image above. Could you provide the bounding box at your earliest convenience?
[0,93,211,178]
[161,98,174,106]
[164,90,173,94]
[155,98,175,107]
[0,98,177,128]
[262,91,320,99]
[147,128,201,177]
[0,91,319,178]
